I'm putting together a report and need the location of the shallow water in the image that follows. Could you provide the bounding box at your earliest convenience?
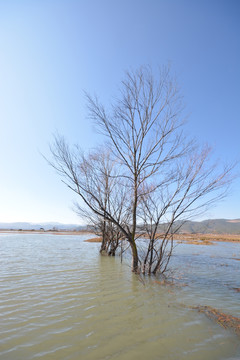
[0,233,239,359]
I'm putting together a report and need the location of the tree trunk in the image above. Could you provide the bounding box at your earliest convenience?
[130,240,139,273]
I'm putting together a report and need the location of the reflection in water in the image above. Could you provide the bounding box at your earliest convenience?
[0,234,239,360]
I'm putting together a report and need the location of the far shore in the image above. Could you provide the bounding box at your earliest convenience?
[0,229,93,236]
[84,233,240,244]
[173,233,240,244]
[1,229,240,244]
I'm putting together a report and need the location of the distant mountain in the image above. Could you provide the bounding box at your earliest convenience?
[0,222,86,231]
[1,219,240,234]
[174,219,240,234]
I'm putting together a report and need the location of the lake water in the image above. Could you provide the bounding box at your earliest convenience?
[0,233,239,360]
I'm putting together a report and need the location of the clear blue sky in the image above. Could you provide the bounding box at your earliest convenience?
[0,0,239,224]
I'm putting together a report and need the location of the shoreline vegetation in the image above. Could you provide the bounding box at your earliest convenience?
[1,229,240,244]
[189,305,240,338]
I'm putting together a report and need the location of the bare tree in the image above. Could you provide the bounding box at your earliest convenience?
[49,65,235,274]
[48,139,129,255]
[87,66,193,271]
[138,144,233,275]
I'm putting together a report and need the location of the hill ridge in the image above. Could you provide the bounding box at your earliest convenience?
[0,219,240,234]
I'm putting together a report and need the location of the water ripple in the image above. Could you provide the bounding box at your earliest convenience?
[0,234,239,360]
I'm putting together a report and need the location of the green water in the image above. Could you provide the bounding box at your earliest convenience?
[0,233,239,359]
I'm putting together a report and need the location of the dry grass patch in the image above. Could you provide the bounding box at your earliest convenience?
[173,233,240,243]
[192,305,240,337]
[84,237,102,243]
